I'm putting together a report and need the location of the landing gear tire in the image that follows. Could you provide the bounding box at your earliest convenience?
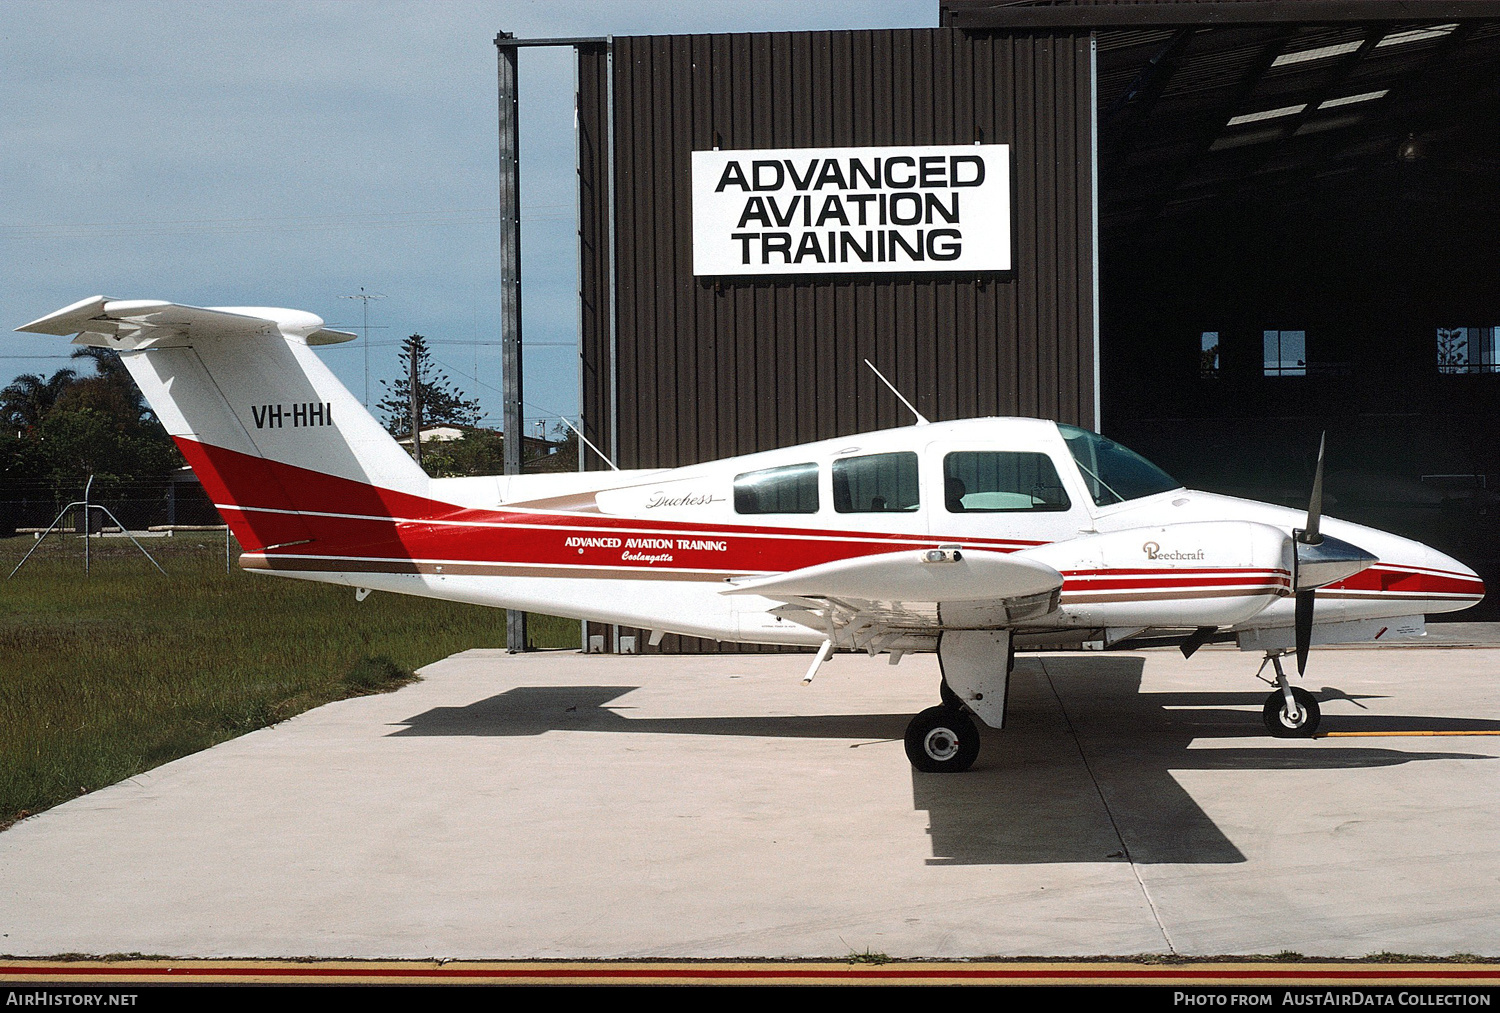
[1263,686,1321,738]
[905,705,981,773]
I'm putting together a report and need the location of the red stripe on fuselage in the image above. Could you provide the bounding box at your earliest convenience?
[1325,566,1484,598]
[1060,572,1290,591]
[180,438,1482,602]
[178,438,1038,571]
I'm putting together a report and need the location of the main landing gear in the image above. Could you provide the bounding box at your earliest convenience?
[904,630,1014,773]
[1259,652,1321,738]
[904,704,981,773]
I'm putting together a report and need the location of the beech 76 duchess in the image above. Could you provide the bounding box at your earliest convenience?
[18,296,1486,772]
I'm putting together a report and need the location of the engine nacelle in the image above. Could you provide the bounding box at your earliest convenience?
[1015,521,1292,629]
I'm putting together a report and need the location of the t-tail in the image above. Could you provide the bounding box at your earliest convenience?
[16,296,433,568]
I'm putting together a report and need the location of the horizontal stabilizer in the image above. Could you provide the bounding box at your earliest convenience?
[16,295,355,347]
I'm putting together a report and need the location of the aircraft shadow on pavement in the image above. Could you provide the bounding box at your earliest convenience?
[391,656,1495,867]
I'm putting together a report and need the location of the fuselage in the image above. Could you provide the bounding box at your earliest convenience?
[19,299,1484,655]
[228,416,1483,649]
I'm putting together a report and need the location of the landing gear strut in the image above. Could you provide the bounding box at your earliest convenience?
[1260,653,1321,738]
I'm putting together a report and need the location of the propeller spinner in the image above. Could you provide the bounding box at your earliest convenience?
[1291,434,1378,673]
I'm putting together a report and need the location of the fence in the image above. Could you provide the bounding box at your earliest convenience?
[0,477,222,536]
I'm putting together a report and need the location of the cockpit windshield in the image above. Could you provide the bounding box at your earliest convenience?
[1057,424,1182,506]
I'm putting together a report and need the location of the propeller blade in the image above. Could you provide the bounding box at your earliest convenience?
[1295,588,1316,674]
[1300,432,1326,545]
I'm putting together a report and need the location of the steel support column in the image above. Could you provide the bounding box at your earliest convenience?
[496,31,526,653]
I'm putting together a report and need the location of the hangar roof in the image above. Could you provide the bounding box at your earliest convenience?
[941,1,1500,237]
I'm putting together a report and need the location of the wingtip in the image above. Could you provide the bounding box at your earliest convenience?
[15,295,113,335]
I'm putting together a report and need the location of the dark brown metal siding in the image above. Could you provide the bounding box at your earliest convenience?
[578,28,1097,652]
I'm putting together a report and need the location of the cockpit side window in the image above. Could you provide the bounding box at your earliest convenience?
[734,462,819,514]
[833,452,920,513]
[943,452,1071,512]
[1057,424,1182,506]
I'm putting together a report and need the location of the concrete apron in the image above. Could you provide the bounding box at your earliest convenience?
[1,646,1498,959]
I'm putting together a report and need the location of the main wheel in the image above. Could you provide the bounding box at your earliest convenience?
[904,705,981,773]
[1263,687,1321,738]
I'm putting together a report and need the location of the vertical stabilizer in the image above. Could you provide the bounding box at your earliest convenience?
[17,297,433,552]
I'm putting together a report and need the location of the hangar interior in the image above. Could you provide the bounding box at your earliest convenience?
[1069,7,1500,618]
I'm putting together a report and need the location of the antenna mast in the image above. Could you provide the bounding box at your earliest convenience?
[525,401,619,471]
[864,359,930,425]
[339,288,386,407]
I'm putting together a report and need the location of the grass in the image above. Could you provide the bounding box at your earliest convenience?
[0,531,579,829]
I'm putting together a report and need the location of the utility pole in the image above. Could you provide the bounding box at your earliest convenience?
[408,338,423,471]
[497,30,527,654]
[339,288,386,407]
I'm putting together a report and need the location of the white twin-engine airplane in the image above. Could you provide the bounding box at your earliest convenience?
[19,296,1487,772]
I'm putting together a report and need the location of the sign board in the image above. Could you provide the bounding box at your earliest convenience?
[691,144,1011,277]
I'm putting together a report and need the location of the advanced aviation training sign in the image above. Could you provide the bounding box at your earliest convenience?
[692,144,1011,277]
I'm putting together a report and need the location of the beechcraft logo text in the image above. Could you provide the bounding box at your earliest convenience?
[251,402,334,429]
[1143,541,1206,561]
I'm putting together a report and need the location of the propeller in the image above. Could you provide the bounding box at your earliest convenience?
[1290,434,1378,674]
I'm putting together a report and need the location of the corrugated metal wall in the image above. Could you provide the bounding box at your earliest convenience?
[577,27,1097,652]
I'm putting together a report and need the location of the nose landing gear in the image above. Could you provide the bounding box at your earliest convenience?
[1259,652,1321,738]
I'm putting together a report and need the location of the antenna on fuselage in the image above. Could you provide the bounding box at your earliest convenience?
[524,400,619,471]
[864,359,930,426]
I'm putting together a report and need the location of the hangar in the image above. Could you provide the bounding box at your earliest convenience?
[500,1,1500,651]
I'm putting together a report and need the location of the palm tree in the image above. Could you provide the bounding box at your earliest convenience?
[0,369,77,433]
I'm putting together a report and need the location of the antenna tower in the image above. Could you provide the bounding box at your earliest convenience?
[339,288,387,407]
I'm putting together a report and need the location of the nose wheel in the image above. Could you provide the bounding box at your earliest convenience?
[904,705,981,773]
[1258,653,1321,737]
[1264,686,1321,737]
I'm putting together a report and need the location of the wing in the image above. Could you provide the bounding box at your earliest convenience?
[722,547,1062,655]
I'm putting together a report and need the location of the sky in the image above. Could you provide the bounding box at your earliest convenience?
[1,0,935,437]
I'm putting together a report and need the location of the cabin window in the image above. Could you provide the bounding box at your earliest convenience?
[833,452,920,513]
[733,463,819,514]
[943,452,1071,513]
[1058,425,1182,506]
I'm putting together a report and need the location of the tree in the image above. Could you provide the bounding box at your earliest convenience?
[1,368,77,433]
[70,346,156,423]
[376,334,483,436]
[420,427,506,477]
[1,348,179,487]
[528,424,578,473]
[417,423,577,478]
